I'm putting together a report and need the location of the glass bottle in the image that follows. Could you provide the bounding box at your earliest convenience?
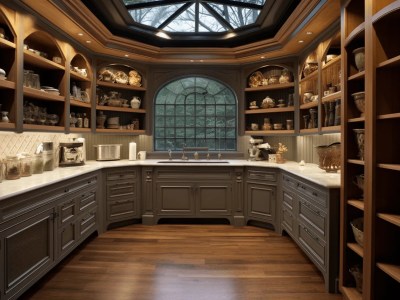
[76,113,83,128]
[83,113,89,128]
[309,108,317,128]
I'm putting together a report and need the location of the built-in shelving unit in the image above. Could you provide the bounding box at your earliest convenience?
[340,0,400,299]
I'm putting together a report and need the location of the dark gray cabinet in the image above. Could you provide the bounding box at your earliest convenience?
[280,171,340,293]
[144,167,239,224]
[245,167,278,229]
[0,172,99,300]
[105,167,140,227]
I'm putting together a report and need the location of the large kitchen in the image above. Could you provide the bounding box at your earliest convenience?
[0,0,398,299]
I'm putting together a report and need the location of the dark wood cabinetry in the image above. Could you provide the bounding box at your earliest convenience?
[245,167,278,229]
[281,171,340,293]
[0,172,99,300]
[340,0,400,299]
[105,167,140,228]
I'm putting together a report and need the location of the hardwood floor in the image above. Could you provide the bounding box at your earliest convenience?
[20,224,343,300]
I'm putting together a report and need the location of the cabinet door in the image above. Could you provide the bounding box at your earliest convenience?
[282,189,296,237]
[246,182,276,224]
[156,182,195,215]
[196,182,232,215]
[58,222,78,258]
[2,208,55,298]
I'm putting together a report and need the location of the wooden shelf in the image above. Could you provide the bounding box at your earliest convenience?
[244,130,295,135]
[322,55,341,70]
[341,287,363,300]
[244,82,294,92]
[377,213,400,227]
[372,1,400,25]
[245,106,295,114]
[345,22,365,47]
[97,80,146,91]
[70,70,91,82]
[0,37,16,49]
[299,128,318,134]
[0,79,16,89]
[23,124,65,132]
[299,101,318,109]
[378,163,400,171]
[348,71,365,81]
[95,128,145,134]
[0,122,16,129]
[348,200,365,211]
[70,127,91,133]
[348,242,364,258]
[70,99,91,108]
[348,159,365,166]
[321,91,341,103]
[23,50,65,70]
[23,87,65,102]
[299,71,318,83]
[377,113,400,120]
[377,54,400,69]
[96,105,146,114]
[321,125,341,133]
[377,263,400,283]
[348,117,365,123]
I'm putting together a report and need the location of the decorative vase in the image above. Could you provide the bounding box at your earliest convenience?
[279,69,291,84]
[276,153,285,164]
[130,96,141,109]
[352,91,365,117]
[1,111,9,123]
[353,129,365,161]
[96,111,107,129]
[353,47,365,72]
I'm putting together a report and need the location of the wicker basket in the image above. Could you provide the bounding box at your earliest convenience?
[316,142,341,173]
[351,217,364,247]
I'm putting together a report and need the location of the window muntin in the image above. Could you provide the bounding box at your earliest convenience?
[154,77,237,151]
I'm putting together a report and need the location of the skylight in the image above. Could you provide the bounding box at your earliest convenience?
[123,0,266,33]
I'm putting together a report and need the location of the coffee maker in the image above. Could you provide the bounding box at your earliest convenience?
[248,137,263,161]
[59,142,85,167]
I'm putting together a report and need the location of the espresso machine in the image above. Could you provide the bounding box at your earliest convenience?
[248,137,263,161]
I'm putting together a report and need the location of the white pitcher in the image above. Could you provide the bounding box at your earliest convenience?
[130,96,141,109]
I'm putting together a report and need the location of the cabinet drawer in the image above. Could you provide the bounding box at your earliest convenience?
[79,207,97,237]
[78,189,97,213]
[298,221,326,270]
[107,170,137,181]
[296,181,327,208]
[108,199,136,220]
[282,201,295,236]
[282,189,295,209]
[58,199,77,227]
[107,181,136,199]
[282,174,298,190]
[298,195,326,238]
[247,169,277,182]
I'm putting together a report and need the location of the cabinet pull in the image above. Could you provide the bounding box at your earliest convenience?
[303,225,319,242]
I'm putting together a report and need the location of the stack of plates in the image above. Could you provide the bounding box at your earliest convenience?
[41,86,60,95]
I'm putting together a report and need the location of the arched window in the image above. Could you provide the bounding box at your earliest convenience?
[154,76,237,151]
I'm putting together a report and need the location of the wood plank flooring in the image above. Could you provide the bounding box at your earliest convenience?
[20,224,343,300]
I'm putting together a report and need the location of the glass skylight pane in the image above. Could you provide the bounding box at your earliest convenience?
[233,0,265,4]
[124,0,164,4]
[128,4,183,28]
[198,4,225,32]
[164,4,195,32]
[209,4,260,28]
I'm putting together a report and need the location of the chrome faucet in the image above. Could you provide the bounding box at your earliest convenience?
[181,144,188,160]
[168,149,172,160]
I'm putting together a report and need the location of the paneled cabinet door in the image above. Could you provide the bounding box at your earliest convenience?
[196,182,232,216]
[1,208,55,299]
[156,182,195,215]
[246,182,276,225]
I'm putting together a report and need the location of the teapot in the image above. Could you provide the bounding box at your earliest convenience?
[130,96,141,109]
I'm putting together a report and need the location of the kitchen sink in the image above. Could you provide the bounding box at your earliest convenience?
[157,160,229,164]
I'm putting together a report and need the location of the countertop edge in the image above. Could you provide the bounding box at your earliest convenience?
[0,159,340,201]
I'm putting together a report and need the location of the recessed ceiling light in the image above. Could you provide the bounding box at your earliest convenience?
[306,31,313,35]
[86,40,91,44]
[260,56,265,59]
[298,40,304,43]
[190,60,194,62]
[200,60,204,62]
[125,54,129,57]
[78,33,83,36]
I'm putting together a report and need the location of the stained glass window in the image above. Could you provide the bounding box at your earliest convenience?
[154,77,237,151]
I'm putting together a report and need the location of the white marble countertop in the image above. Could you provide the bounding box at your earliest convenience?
[0,159,340,201]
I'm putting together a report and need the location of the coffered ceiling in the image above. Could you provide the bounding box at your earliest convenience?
[19,0,340,64]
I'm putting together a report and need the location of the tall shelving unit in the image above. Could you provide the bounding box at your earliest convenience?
[340,0,400,299]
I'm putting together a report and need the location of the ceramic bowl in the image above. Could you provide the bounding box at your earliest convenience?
[352,91,365,117]
[273,123,283,130]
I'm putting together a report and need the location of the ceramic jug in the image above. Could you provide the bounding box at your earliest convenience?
[131,96,141,109]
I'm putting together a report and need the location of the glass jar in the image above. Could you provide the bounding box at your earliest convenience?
[43,151,54,171]
[20,154,33,177]
[33,153,44,174]
[5,155,21,180]
[0,159,4,183]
